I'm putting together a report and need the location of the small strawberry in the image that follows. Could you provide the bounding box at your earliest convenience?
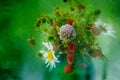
[64,64,74,73]
[66,19,73,25]
[92,49,102,57]
[67,44,75,53]
[92,27,101,36]
[66,53,74,64]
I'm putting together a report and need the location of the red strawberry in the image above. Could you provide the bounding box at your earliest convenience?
[67,44,75,53]
[92,49,102,57]
[66,19,73,25]
[92,27,101,36]
[64,64,74,73]
[66,53,74,64]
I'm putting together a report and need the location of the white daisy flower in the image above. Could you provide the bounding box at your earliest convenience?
[40,42,60,71]
[95,19,116,38]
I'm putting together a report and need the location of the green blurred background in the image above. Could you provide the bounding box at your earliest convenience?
[0,0,120,80]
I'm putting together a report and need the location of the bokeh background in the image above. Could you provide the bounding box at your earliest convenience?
[0,0,120,80]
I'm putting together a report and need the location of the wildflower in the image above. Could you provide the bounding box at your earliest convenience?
[58,24,76,42]
[95,19,116,38]
[40,42,60,71]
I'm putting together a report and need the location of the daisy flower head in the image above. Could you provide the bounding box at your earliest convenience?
[40,42,60,71]
[95,19,116,38]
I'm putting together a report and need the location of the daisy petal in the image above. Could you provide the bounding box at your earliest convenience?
[55,60,60,63]
[102,25,116,38]
[46,63,50,68]
[48,42,53,50]
[53,62,56,68]
[43,42,50,50]
[49,63,53,71]
[40,50,46,54]
[45,60,48,64]
[43,52,47,58]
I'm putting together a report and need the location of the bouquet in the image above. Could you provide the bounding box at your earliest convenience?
[28,0,116,74]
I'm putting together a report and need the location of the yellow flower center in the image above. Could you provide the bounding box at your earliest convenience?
[47,50,54,61]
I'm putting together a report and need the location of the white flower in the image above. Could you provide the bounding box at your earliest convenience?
[95,19,116,38]
[40,42,60,71]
